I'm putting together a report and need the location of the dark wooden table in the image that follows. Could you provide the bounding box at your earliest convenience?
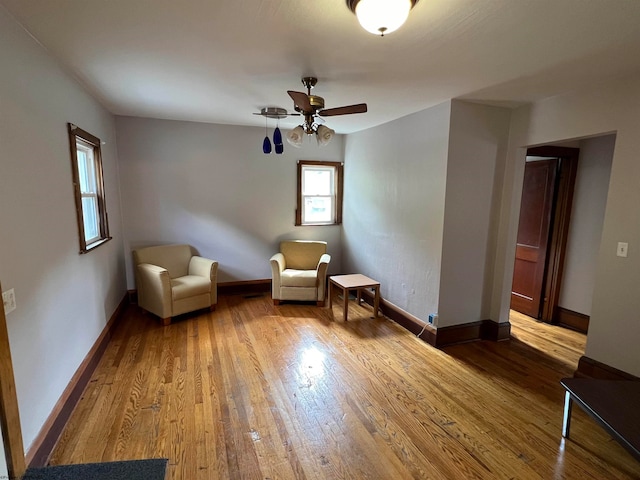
[560,378,640,462]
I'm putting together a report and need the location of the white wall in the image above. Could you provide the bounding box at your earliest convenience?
[438,101,511,327]
[0,6,126,451]
[342,102,451,320]
[494,73,640,376]
[342,100,510,328]
[559,135,615,315]
[0,429,7,478]
[116,116,344,287]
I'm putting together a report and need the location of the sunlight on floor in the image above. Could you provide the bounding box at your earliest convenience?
[509,309,587,369]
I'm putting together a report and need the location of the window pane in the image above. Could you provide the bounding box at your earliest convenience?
[77,150,89,192]
[82,196,99,243]
[76,142,96,193]
[303,196,333,223]
[303,168,332,195]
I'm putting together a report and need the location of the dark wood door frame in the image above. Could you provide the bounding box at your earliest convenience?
[526,146,579,324]
[0,281,26,479]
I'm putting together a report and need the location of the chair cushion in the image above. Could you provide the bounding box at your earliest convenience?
[171,275,211,301]
[281,269,318,288]
[280,241,326,270]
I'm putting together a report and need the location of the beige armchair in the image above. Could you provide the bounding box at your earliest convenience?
[270,240,331,306]
[133,244,218,325]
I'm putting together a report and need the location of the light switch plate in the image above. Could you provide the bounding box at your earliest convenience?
[2,288,16,314]
[617,242,629,258]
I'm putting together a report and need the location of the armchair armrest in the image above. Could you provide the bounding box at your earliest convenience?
[188,256,218,306]
[316,253,331,280]
[270,253,285,273]
[316,254,331,299]
[137,263,172,319]
[270,253,286,299]
[189,256,218,280]
[316,254,331,273]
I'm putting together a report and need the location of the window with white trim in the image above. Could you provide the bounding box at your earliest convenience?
[296,160,343,226]
[68,123,111,253]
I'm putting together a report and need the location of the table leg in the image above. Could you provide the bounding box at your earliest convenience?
[329,281,333,309]
[343,287,349,321]
[373,285,380,317]
[356,288,362,305]
[562,391,573,438]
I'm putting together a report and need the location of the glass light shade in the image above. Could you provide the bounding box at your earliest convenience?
[273,126,282,145]
[316,125,335,147]
[263,136,272,154]
[355,0,412,36]
[286,126,305,147]
[275,143,284,154]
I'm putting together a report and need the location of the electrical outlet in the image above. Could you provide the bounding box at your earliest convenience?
[428,313,438,326]
[2,288,16,314]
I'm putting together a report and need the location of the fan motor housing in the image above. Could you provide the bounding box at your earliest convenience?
[309,95,325,111]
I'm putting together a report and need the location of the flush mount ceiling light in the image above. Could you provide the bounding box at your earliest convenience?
[346,0,418,36]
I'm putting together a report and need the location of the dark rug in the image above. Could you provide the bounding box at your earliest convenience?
[23,458,168,480]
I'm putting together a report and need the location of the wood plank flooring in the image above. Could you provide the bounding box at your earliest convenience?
[49,297,640,479]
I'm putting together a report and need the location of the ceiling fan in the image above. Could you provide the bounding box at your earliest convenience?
[286,77,368,147]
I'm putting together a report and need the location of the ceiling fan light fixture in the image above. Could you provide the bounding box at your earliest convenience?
[347,0,417,36]
[286,126,305,148]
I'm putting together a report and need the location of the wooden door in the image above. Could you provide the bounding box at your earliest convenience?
[511,158,558,318]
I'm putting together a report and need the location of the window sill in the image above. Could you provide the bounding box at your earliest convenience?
[80,236,112,254]
[296,223,341,227]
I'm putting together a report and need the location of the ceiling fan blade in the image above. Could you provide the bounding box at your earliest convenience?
[287,90,312,112]
[318,103,368,117]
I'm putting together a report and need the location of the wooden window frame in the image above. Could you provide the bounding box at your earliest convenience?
[296,160,343,226]
[68,123,111,253]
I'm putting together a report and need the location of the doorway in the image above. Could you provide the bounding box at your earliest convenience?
[510,135,616,332]
[510,146,579,323]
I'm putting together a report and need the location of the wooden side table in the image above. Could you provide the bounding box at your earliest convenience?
[329,274,380,321]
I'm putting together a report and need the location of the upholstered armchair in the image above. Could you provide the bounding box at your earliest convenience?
[270,240,331,306]
[133,244,218,325]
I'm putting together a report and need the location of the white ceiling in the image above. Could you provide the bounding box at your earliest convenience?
[3,0,640,134]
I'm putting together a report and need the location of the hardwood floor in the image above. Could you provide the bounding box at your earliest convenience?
[49,297,640,479]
